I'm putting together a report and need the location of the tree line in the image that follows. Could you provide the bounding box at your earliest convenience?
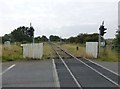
[2,26,120,45]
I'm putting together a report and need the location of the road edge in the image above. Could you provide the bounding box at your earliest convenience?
[83,57,119,76]
[52,59,60,88]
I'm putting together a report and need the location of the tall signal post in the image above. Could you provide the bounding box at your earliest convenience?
[98,21,107,57]
[29,22,35,58]
[98,27,101,57]
[30,22,34,44]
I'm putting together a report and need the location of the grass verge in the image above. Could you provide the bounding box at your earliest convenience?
[60,43,119,62]
[60,43,87,58]
[0,45,2,62]
[2,45,23,62]
[42,42,56,59]
[98,48,119,62]
[2,42,56,61]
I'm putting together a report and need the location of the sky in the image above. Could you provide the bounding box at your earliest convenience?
[0,0,119,39]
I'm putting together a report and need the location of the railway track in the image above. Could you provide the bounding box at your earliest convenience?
[51,43,120,89]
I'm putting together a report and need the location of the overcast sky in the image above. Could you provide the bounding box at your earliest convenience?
[0,0,119,39]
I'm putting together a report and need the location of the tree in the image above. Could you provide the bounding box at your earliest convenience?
[11,26,32,43]
[67,33,101,44]
[2,26,33,44]
[35,35,48,43]
[34,36,41,43]
[116,30,120,45]
[67,37,76,43]
[49,35,61,42]
[41,35,48,42]
[2,34,11,43]
[113,29,120,45]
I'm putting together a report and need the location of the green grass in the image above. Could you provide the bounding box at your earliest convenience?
[60,43,119,62]
[2,45,23,62]
[42,42,56,59]
[0,45,2,61]
[2,42,118,62]
[2,42,56,61]
[60,43,87,58]
[98,48,119,62]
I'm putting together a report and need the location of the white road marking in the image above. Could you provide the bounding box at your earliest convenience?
[76,58,120,87]
[52,59,60,88]
[1,64,16,75]
[56,51,82,89]
[83,57,119,76]
[61,49,120,87]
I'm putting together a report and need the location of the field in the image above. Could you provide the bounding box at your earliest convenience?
[2,44,23,62]
[99,48,119,62]
[1,42,56,62]
[1,42,119,62]
[60,43,119,62]
[0,45,2,61]
[60,43,87,58]
[42,42,56,59]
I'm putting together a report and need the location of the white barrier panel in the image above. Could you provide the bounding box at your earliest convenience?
[22,43,43,59]
[86,42,98,58]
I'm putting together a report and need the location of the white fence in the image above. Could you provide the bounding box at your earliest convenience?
[22,43,43,59]
[86,42,98,58]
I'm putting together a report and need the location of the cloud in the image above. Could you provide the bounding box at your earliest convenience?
[0,0,118,38]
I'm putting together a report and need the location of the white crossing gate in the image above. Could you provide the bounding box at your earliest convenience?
[22,43,43,59]
[86,42,98,58]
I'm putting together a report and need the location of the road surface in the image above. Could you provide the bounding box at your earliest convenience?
[2,60,55,87]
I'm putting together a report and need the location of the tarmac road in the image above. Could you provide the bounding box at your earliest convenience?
[1,59,119,88]
[2,60,54,87]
